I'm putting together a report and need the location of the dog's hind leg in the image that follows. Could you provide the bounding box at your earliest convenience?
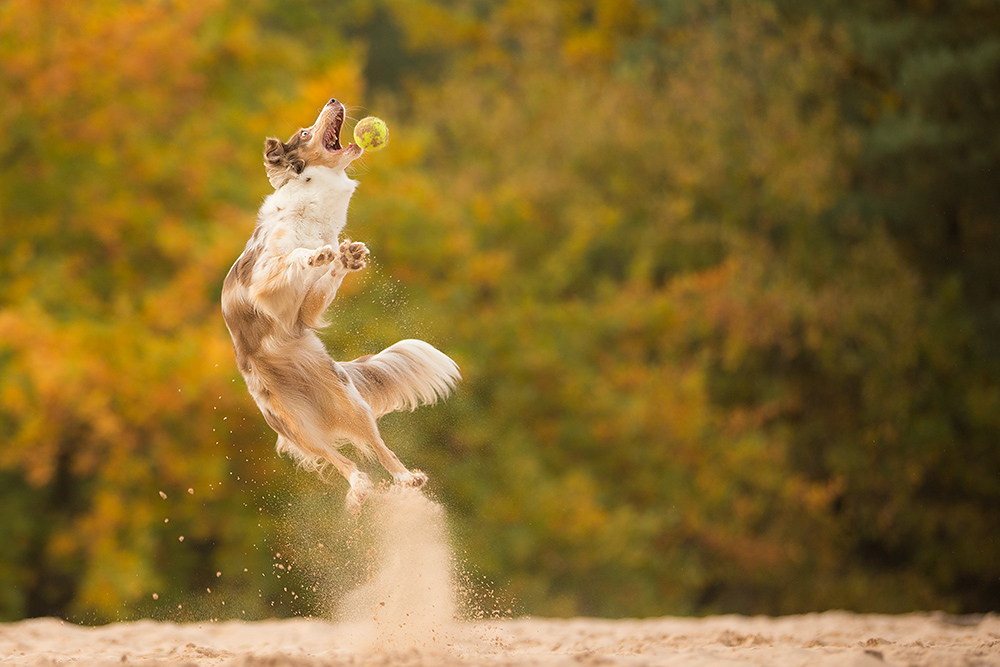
[345,469,375,511]
[336,400,428,489]
[372,432,428,488]
[369,432,428,488]
[276,433,374,511]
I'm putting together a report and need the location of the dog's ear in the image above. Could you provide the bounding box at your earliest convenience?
[264,137,285,163]
[263,137,306,189]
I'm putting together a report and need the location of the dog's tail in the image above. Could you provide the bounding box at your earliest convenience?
[341,339,460,418]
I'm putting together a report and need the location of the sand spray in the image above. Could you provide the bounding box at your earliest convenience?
[284,481,509,653]
[337,484,457,651]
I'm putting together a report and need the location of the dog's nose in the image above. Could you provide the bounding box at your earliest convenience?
[327,98,338,106]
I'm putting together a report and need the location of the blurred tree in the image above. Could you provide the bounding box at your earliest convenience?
[769,0,1000,612]
[330,0,868,615]
[333,0,999,614]
[0,0,362,621]
[1,0,997,622]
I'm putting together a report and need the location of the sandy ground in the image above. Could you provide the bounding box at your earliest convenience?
[5,491,997,666]
[2,612,998,667]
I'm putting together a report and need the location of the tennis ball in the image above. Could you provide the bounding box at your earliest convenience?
[353,116,389,152]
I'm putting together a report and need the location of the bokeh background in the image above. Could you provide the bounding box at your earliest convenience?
[1,0,998,623]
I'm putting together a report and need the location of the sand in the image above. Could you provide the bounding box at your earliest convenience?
[2,611,998,666]
[3,489,997,666]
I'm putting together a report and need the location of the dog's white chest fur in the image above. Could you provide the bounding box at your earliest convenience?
[258,166,359,250]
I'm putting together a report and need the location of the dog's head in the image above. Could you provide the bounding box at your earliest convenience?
[263,98,363,189]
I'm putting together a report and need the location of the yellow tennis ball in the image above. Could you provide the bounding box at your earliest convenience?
[353,116,389,152]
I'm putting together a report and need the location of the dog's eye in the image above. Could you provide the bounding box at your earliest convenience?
[301,131,309,137]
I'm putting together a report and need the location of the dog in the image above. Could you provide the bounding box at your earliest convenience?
[221,98,460,509]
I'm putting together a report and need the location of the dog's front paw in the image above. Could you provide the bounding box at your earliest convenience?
[393,469,428,488]
[308,244,336,267]
[338,240,369,271]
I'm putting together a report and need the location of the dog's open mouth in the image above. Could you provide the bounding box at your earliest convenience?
[323,108,345,152]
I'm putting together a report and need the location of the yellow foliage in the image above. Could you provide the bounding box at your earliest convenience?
[1,0,993,621]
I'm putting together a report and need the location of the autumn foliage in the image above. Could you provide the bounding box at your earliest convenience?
[1,0,998,621]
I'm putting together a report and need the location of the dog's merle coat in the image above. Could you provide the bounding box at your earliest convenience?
[221,99,460,509]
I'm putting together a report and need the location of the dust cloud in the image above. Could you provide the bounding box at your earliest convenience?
[336,485,459,652]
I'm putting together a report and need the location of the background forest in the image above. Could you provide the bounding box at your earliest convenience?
[1,0,998,623]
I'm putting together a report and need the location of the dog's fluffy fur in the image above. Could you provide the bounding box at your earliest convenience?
[221,99,460,509]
